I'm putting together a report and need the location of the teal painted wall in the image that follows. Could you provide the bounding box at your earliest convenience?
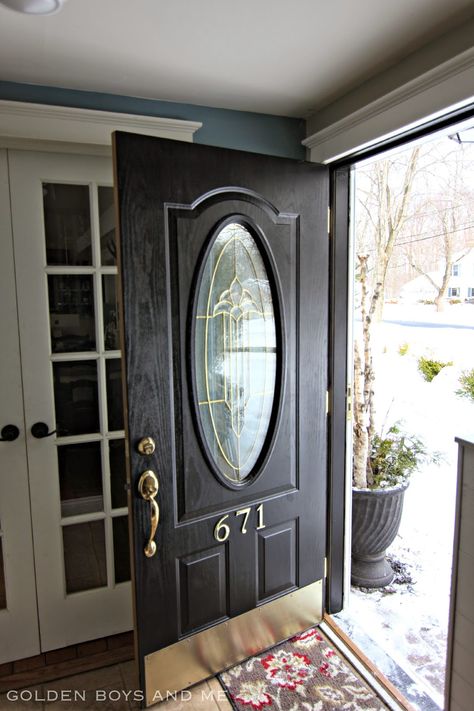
[0,81,306,159]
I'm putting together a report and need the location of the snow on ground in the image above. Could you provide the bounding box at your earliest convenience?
[339,303,474,707]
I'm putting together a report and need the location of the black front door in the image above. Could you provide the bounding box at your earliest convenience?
[113,133,329,705]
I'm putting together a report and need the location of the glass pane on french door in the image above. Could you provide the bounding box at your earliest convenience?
[9,151,132,651]
[44,183,130,595]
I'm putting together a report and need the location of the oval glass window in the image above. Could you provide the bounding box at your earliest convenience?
[194,222,277,484]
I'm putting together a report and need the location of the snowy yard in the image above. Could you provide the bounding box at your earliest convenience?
[338,303,474,709]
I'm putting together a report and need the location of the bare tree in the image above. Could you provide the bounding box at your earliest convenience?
[352,139,474,488]
[401,147,474,311]
[352,147,421,487]
[356,146,421,322]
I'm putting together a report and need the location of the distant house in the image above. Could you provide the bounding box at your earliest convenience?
[400,248,474,303]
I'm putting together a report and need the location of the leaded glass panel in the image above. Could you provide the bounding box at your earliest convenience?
[194,222,277,483]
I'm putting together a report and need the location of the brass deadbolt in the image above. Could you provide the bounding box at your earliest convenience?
[137,436,156,456]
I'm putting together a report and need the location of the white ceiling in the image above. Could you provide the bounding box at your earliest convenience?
[0,0,473,118]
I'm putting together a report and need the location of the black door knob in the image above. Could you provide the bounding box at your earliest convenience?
[31,422,56,439]
[0,424,20,442]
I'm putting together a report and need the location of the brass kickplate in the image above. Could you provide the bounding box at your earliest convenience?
[144,579,322,706]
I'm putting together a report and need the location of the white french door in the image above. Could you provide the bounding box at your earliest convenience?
[0,150,40,663]
[0,150,132,658]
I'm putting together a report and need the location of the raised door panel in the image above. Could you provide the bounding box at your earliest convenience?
[178,545,228,635]
[169,196,298,521]
[257,520,297,603]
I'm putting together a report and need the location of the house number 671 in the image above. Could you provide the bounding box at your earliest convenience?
[213,504,265,543]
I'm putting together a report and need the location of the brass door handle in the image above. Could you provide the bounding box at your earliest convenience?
[138,470,159,558]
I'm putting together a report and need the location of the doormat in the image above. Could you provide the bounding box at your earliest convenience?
[219,627,389,710]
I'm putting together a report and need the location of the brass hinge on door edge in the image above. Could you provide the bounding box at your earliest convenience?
[328,206,331,235]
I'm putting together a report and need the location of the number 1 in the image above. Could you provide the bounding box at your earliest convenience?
[256,503,265,530]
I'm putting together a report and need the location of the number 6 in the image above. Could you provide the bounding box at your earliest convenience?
[214,514,230,543]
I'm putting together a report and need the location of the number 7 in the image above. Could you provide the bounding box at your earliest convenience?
[236,507,251,534]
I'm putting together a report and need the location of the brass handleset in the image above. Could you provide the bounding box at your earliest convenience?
[138,468,159,558]
[136,436,159,558]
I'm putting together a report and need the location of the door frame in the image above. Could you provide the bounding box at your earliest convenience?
[1,95,473,665]
[325,99,474,615]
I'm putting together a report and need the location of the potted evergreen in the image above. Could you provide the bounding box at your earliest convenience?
[351,150,435,587]
[351,254,435,587]
[351,422,434,587]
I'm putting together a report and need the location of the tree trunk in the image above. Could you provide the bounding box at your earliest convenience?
[352,256,382,488]
[371,148,420,322]
[353,340,369,489]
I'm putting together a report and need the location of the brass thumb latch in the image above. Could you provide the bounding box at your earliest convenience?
[138,469,159,558]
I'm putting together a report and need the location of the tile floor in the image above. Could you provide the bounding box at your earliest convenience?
[0,663,233,711]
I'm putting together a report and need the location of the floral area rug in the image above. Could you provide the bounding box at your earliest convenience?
[219,627,389,711]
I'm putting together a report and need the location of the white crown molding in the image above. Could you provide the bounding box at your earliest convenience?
[0,99,202,150]
[304,46,474,163]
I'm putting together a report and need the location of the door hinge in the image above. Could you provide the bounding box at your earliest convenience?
[346,383,353,421]
[325,390,330,416]
[324,557,328,579]
[327,206,331,235]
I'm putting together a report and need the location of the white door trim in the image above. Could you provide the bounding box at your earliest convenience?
[0,149,41,663]
[0,99,202,154]
[304,46,474,163]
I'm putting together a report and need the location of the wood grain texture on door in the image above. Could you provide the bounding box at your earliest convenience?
[114,132,329,695]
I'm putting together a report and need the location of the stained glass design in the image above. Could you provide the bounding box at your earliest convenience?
[195,222,277,483]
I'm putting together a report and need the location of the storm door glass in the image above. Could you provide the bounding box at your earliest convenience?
[194,222,277,484]
[43,184,130,594]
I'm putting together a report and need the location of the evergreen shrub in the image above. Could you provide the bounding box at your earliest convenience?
[418,356,453,382]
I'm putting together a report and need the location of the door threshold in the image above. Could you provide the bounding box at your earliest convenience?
[321,615,417,711]
[327,611,444,711]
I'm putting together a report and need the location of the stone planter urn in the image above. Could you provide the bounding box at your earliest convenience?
[351,484,408,588]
